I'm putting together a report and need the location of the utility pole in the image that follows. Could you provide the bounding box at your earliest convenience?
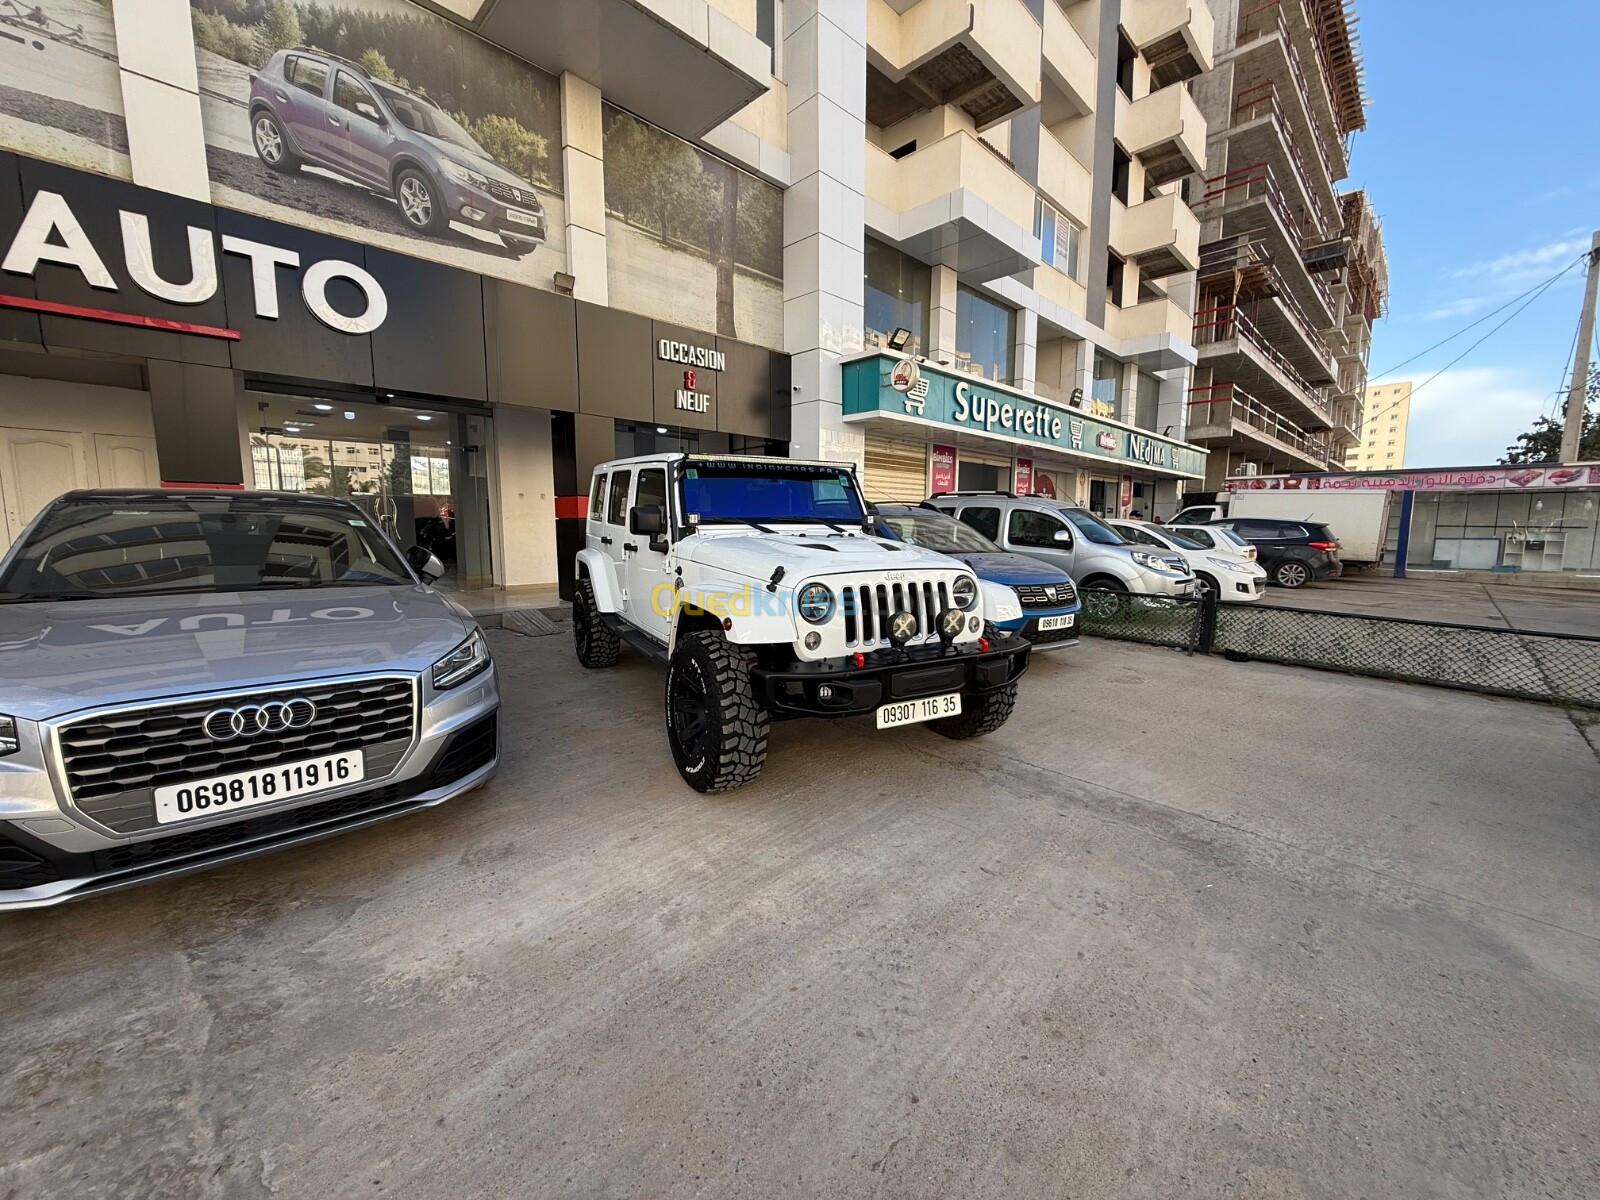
[1558,230,1600,463]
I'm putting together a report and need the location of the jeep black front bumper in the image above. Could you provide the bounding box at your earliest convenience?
[752,636,1031,719]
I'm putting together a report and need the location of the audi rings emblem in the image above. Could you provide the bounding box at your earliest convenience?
[203,698,317,742]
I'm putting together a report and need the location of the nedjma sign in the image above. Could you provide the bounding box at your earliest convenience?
[842,353,1206,479]
[1,189,387,334]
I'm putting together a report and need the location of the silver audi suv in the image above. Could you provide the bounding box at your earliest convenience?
[0,490,499,910]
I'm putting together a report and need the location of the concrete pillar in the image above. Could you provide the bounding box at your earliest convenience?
[1155,368,1188,440]
[1014,307,1038,393]
[112,0,209,201]
[490,406,559,588]
[929,265,959,360]
[561,72,608,305]
[783,0,866,465]
[1073,341,1096,409]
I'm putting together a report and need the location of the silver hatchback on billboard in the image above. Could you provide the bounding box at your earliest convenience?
[0,489,499,910]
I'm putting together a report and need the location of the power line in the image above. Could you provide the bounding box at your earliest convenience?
[1367,252,1589,385]
[1405,266,1574,403]
[1545,312,1584,421]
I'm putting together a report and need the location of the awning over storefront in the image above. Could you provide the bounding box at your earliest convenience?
[841,352,1206,481]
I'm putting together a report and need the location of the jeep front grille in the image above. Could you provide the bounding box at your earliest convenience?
[56,677,416,834]
[841,580,951,648]
[1015,583,1076,609]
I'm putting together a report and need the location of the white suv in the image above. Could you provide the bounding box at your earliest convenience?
[572,455,1031,791]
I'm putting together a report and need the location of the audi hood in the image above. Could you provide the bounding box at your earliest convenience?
[0,585,478,721]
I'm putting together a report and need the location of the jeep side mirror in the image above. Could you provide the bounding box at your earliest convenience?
[407,545,444,583]
[1052,529,1073,545]
[629,504,665,536]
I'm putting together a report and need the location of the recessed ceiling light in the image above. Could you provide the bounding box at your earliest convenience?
[416,414,433,421]
[656,426,668,434]
[343,411,356,420]
[314,403,332,411]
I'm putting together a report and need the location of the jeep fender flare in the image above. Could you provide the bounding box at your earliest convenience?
[575,549,623,614]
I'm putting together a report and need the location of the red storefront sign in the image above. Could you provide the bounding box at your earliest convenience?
[1014,457,1033,495]
[930,444,956,493]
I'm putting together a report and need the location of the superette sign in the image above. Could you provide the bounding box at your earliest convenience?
[843,354,1205,478]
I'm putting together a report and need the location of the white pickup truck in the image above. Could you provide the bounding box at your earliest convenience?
[572,454,1032,792]
[1172,489,1391,568]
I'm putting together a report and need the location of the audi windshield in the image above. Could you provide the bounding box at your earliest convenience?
[0,495,414,602]
[682,461,866,524]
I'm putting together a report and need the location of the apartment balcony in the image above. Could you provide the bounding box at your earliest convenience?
[1228,81,1338,227]
[866,0,1040,131]
[1042,0,1097,116]
[1186,383,1335,472]
[1109,192,1200,280]
[1037,125,1093,226]
[1196,163,1339,325]
[1193,303,1333,428]
[478,0,769,141]
[866,131,1039,280]
[1104,294,1196,372]
[1121,0,1215,88]
[1033,259,1088,317]
[1231,0,1349,184]
[1115,84,1206,187]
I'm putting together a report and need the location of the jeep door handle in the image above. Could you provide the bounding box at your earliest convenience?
[599,536,612,545]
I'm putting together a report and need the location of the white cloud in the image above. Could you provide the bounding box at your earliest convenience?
[1449,231,1589,287]
[1420,296,1491,321]
[1397,365,1554,467]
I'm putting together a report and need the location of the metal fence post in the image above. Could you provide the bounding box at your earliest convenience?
[1198,590,1217,653]
[1394,490,1414,579]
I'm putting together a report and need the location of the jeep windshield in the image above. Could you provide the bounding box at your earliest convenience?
[372,84,485,156]
[681,461,865,525]
[0,496,414,602]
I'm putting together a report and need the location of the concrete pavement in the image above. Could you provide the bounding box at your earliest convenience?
[1,630,1597,1199]
[1262,572,1600,635]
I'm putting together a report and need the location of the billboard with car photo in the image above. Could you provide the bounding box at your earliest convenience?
[0,0,129,180]
[190,0,564,288]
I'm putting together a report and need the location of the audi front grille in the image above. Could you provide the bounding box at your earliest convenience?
[54,677,417,834]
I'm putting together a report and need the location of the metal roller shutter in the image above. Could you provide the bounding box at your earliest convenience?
[861,435,928,502]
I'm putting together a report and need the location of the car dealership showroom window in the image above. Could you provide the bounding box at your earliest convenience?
[247,392,493,590]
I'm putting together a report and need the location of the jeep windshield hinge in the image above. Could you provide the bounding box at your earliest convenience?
[766,566,785,593]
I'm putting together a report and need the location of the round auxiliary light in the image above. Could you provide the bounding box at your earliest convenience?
[969,616,981,633]
[887,610,918,648]
[951,575,979,611]
[798,583,835,624]
[804,631,822,651]
[937,608,966,643]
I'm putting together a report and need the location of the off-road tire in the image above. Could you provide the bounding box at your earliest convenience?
[665,631,770,792]
[572,577,620,668]
[930,682,1017,740]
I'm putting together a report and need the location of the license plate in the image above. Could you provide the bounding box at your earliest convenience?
[876,692,961,729]
[504,208,540,227]
[1037,614,1075,631]
[152,751,365,825]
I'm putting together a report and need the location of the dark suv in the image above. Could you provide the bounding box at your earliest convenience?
[1213,519,1342,588]
[249,48,547,255]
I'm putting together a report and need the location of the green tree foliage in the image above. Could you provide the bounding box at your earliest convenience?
[358,48,407,87]
[259,0,302,55]
[1502,368,1600,463]
[191,8,264,66]
[458,113,548,182]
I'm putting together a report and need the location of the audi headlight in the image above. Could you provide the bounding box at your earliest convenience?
[797,583,835,624]
[432,628,491,690]
[0,715,17,757]
[440,159,490,189]
[952,575,979,610]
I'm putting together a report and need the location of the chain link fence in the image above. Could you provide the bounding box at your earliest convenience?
[1078,589,1600,710]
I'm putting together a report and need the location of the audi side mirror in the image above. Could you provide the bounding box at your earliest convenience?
[407,545,444,583]
[629,504,665,536]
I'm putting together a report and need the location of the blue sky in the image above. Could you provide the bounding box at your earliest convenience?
[1344,0,1600,466]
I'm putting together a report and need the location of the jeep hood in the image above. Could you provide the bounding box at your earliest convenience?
[681,529,965,582]
[0,586,475,721]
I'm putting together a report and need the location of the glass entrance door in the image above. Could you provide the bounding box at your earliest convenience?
[247,391,493,590]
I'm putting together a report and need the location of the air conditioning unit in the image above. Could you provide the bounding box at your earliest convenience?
[1234,462,1260,477]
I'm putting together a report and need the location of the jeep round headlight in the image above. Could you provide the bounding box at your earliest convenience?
[951,575,979,611]
[798,583,835,624]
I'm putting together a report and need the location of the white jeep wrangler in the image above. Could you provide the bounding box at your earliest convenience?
[573,454,1032,791]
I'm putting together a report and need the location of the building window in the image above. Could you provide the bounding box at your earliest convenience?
[864,236,931,356]
[955,284,1016,383]
[1111,146,1131,206]
[1106,250,1127,307]
[1035,199,1082,280]
[1092,354,1121,415]
[756,0,777,73]
[1116,31,1136,100]
[1135,370,1160,432]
